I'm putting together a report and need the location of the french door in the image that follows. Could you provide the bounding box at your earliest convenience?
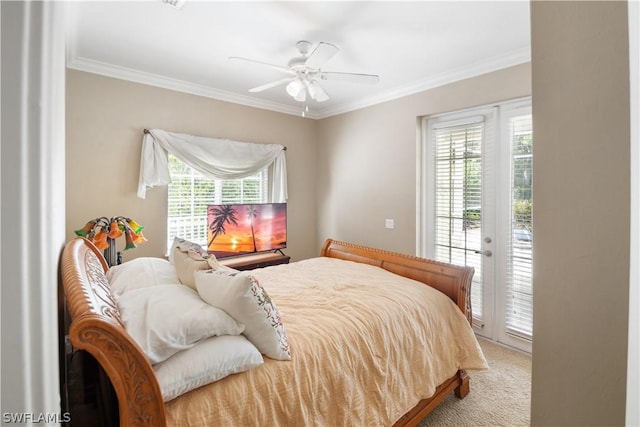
[421,99,533,352]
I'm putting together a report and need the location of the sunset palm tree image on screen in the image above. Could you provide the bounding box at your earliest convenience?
[207,203,287,258]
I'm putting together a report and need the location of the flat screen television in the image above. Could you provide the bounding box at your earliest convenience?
[207,203,287,258]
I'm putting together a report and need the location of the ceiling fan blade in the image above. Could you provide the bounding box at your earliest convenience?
[229,57,295,75]
[249,78,294,93]
[320,72,380,84]
[304,42,339,69]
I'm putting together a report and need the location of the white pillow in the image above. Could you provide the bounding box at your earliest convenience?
[107,257,180,297]
[153,335,263,402]
[195,270,291,361]
[116,284,245,364]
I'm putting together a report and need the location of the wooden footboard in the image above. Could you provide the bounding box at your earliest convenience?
[322,239,475,426]
[321,239,475,323]
[61,237,474,427]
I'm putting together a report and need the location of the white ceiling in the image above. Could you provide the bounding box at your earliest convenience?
[66,1,531,119]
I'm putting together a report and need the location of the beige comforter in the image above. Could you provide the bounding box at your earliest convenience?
[165,257,487,427]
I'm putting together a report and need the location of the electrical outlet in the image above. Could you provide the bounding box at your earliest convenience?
[385,219,394,229]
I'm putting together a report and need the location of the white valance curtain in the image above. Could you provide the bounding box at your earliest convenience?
[137,129,287,202]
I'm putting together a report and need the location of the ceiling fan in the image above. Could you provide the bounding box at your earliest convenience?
[230,40,380,103]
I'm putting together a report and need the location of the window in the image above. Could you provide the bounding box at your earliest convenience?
[167,154,268,251]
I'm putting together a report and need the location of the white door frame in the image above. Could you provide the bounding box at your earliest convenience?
[418,99,533,353]
[1,1,66,416]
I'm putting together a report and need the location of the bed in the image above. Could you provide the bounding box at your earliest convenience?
[61,237,487,426]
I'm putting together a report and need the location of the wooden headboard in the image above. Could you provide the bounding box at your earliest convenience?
[61,237,167,425]
[321,239,474,323]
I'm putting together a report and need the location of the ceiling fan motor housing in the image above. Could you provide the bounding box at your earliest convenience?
[296,40,313,56]
[289,41,315,71]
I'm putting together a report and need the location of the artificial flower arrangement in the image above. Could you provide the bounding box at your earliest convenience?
[75,216,147,265]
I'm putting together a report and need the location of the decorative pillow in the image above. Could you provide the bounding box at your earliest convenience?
[107,257,180,298]
[168,236,207,264]
[153,334,263,402]
[206,253,236,271]
[173,248,210,289]
[116,284,245,364]
[171,237,234,288]
[195,270,291,361]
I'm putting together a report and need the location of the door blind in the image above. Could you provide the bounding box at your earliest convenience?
[505,114,533,339]
[433,121,484,321]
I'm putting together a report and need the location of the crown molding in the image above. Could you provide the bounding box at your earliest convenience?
[66,45,530,121]
[66,56,319,119]
[314,46,531,119]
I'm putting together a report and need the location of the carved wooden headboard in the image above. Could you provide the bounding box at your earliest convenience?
[61,237,166,426]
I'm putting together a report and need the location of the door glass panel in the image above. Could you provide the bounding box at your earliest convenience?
[506,114,533,338]
[434,123,484,320]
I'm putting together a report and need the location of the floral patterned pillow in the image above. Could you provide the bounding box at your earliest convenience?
[195,270,291,361]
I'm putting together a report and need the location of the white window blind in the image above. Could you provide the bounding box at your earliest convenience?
[432,120,485,321]
[505,114,533,339]
[167,154,268,251]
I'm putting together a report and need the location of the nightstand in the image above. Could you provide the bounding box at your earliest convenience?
[218,252,290,271]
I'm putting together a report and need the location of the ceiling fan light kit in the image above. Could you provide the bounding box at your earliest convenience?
[307,80,329,102]
[231,40,380,104]
[286,78,306,100]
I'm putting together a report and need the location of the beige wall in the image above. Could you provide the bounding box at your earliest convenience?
[315,63,531,254]
[66,70,319,261]
[530,1,630,425]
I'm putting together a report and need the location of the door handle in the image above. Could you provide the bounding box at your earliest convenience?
[473,249,493,257]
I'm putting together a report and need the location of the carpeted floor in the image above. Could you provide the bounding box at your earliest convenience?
[418,338,531,427]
